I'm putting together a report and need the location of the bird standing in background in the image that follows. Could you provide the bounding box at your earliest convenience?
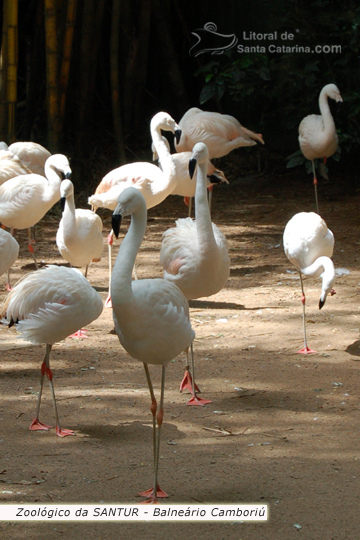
[152,134,228,216]
[111,187,194,503]
[0,154,72,269]
[1,265,103,437]
[175,107,264,159]
[56,179,103,278]
[0,228,19,290]
[160,142,230,404]
[283,212,336,354]
[89,112,181,307]
[299,83,343,214]
[7,141,51,176]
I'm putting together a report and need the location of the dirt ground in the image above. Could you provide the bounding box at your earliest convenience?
[0,162,360,539]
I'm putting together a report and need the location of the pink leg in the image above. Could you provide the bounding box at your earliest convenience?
[139,364,168,503]
[29,359,53,431]
[69,329,88,339]
[183,345,212,406]
[297,276,316,354]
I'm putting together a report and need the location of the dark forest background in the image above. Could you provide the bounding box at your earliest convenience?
[1,0,359,189]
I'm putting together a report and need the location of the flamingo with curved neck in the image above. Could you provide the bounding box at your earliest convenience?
[283,211,336,354]
[88,112,181,307]
[160,142,230,404]
[299,83,343,213]
[111,186,194,503]
[0,154,72,268]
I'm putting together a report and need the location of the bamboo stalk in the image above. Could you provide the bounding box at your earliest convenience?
[6,0,18,143]
[0,0,9,141]
[110,0,126,163]
[44,0,60,151]
[59,0,77,130]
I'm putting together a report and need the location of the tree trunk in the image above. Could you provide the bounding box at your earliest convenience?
[123,0,151,139]
[6,0,18,143]
[59,0,78,134]
[0,0,9,141]
[151,0,189,118]
[44,0,60,151]
[21,0,45,141]
[110,0,126,163]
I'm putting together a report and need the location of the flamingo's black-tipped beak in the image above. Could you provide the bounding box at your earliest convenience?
[319,298,325,310]
[112,213,122,239]
[60,197,66,213]
[175,129,182,145]
[189,158,197,179]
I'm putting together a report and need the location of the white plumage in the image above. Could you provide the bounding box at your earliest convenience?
[8,141,51,176]
[283,212,336,354]
[88,112,181,307]
[56,179,103,277]
[160,142,230,404]
[299,84,343,213]
[88,112,181,212]
[0,149,32,186]
[0,228,19,290]
[111,187,194,502]
[153,135,228,215]
[175,107,264,159]
[2,265,103,436]
[0,154,72,267]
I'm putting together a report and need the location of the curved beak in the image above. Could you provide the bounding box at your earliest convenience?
[175,128,182,145]
[189,158,197,179]
[112,213,122,239]
[208,169,229,185]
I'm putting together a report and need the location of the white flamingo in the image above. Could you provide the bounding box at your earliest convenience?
[88,111,181,306]
[5,141,51,176]
[283,212,336,354]
[153,135,228,216]
[175,107,264,159]
[0,154,72,268]
[299,83,343,213]
[56,179,103,278]
[0,228,19,290]
[111,186,195,503]
[1,265,103,436]
[160,142,230,405]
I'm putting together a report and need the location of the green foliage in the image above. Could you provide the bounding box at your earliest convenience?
[194,1,360,169]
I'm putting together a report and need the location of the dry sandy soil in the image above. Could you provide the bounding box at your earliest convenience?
[0,162,359,539]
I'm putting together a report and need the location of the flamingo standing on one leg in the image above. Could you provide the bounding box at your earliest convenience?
[160,142,230,405]
[111,187,195,503]
[283,212,336,354]
[299,83,343,214]
[1,265,103,436]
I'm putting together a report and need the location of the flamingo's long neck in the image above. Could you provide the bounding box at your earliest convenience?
[319,88,336,137]
[194,159,216,251]
[111,203,147,303]
[43,164,62,204]
[301,255,335,294]
[62,194,77,242]
[151,124,177,194]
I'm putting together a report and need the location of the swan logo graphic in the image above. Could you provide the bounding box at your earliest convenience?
[189,22,238,57]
